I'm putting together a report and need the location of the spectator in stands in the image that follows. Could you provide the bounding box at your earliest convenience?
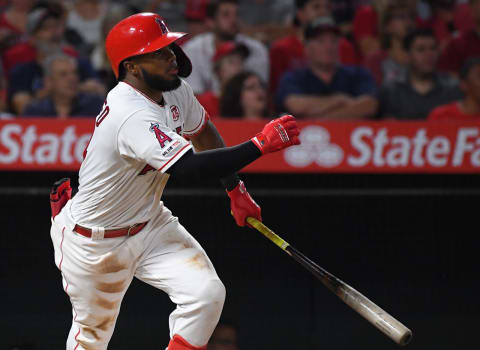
[22,53,104,118]
[220,71,269,119]
[275,17,378,119]
[353,0,418,59]
[379,28,462,120]
[144,0,187,32]
[330,0,370,37]
[237,0,294,45]
[207,319,238,350]
[0,62,13,119]
[90,3,135,91]
[182,0,269,94]
[269,0,360,94]
[0,0,34,52]
[197,41,249,117]
[6,6,105,115]
[453,0,475,34]
[65,0,108,56]
[184,0,209,40]
[417,0,463,53]
[352,0,388,58]
[2,5,67,74]
[364,2,415,86]
[429,57,480,120]
[29,0,89,56]
[438,0,480,74]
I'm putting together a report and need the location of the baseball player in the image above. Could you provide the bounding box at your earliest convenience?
[49,13,300,350]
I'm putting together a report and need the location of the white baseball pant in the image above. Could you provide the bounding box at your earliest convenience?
[50,201,225,350]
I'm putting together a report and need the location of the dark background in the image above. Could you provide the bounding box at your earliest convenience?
[1,171,478,349]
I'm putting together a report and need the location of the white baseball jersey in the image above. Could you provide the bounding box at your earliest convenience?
[70,80,207,229]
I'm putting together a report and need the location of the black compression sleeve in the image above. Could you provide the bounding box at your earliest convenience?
[167,140,261,179]
[220,172,241,191]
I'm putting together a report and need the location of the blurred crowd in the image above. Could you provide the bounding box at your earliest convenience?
[0,0,479,121]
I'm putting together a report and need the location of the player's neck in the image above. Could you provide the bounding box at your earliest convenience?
[123,77,164,105]
[139,86,164,105]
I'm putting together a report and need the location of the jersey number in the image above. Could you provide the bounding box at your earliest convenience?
[95,102,110,127]
[83,102,110,158]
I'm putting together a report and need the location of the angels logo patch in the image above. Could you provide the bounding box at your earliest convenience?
[170,105,180,121]
[155,17,169,34]
[150,122,172,148]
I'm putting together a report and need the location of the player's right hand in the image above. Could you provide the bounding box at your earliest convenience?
[251,115,300,154]
[227,180,261,227]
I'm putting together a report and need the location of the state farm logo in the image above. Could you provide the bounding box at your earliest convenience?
[347,127,480,168]
[284,126,344,168]
[0,124,91,166]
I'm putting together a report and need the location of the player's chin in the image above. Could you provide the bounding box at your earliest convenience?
[159,76,182,92]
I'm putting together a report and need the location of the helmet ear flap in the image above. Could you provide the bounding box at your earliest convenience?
[170,42,192,78]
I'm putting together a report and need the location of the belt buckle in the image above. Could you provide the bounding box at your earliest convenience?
[127,223,138,236]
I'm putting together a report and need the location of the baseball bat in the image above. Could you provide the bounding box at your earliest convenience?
[246,217,413,346]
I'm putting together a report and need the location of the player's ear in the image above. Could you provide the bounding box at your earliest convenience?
[123,60,140,77]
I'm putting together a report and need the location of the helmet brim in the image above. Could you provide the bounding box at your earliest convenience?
[139,32,187,56]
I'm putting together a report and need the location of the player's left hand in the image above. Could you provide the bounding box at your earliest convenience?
[227,180,261,227]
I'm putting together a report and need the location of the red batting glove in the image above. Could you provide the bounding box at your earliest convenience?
[251,114,300,154]
[227,180,261,227]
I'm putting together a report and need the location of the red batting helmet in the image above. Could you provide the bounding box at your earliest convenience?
[105,12,192,78]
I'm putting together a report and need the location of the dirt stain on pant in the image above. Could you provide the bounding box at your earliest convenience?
[95,253,129,274]
[187,252,208,269]
[82,326,100,341]
[94,296,120,310]
[77,338,97,350]
[96,314,116,331]
[95,280,126,293]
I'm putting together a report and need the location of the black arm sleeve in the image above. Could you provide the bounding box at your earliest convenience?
[167,140,261,180]
[219,172,241,191]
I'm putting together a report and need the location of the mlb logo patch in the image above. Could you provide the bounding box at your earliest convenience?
[170,105,180,121]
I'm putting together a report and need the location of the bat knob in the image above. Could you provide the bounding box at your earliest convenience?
[399,330,413,346]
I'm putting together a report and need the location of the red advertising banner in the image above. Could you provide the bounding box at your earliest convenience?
[1,118,480,173]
